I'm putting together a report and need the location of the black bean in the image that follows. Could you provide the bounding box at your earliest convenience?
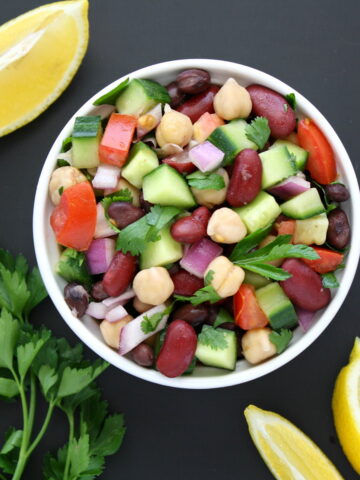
[172,304,209,327]
[166,81,187,108]
[176,69,211,95]
[130,343,154,367]
[326,208,350,250]
[108,202,144,229]
[91,281,109,301]
[64,283,89,318]
[325,184,350,203]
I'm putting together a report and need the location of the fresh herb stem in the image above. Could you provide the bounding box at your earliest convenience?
[26,402,56,458]
[63,410,75,480]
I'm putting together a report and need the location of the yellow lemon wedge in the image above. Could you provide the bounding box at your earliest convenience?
[244,405,344,480]
[332,337,360,474]
[0,0,89,137]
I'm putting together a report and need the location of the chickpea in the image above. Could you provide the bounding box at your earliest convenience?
[133,267,174,305]
[259,235,283,267]
[100,315,133,349]
[205,256,244,298]
[241,328,277,365]
[214,78,252,120]
[133,296,153,313]
[191,168,229,208]
[156,110,193,148]
[207,207,247,244]
[48,166,87,205]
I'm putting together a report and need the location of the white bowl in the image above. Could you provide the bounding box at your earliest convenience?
[33,59,360,389]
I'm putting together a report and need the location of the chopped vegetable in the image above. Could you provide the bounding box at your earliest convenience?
[56,248,92,288]
[85,238,115,275]
[268,175,310,200]
[99,113,137,167]
[93,77,129,105]
[188,141,224,172]
[92,164,121,189]
[302,247,344,274]
[186,170,225,190]
[234,284,268,330]
[179,237,223,278]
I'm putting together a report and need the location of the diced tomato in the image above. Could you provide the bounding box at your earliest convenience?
[193,112,225,142]
[50,182,97,251]
[297,118,337,184]
[276,219,296,241]
[99,113,137,167]
[234,284,268,330]
[302,247,344,274]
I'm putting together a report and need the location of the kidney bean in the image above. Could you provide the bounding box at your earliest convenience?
[166,81,187,108]
[280,259,331,311]
[176,85,220,123]
[64,283,89,318]
[172,303,209,327]
[162,151,196,174]
[91,281,109,301]
[247,85,296,138]
[103,251,137,297]
[170,206,210,244]
[130,343,154,367]
[171,269,204,296]
[226,149,262,207]
[156,320,197,377]
[176,69,211,95]
[325,184,350,203]
[108,202,144,229]
[326,208,350,250]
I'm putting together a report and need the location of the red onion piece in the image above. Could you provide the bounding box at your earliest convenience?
[119,304,169,355]
[102,289,135,308]
[137,103,162,139]
[180,238,223,278]
[94,203,115,238]
[296,306,316,332]
[92,164,121,189]
[268,176,310,200]
[189,141,224,172]
[105,304,128,323]
[86,302,109,319]
[86,238,115,275]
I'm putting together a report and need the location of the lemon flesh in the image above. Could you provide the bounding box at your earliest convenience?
[332,337,360,474]
[0,0,89,137]
[245,405,344,480]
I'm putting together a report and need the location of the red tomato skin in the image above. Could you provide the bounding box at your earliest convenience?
[99,113,137,167]
[233,284,268,330]
[50,182,97,251]
[302,247,344,274]
[297,118,337,184]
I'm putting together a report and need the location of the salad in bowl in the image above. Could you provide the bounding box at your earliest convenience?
[34,59,359,388]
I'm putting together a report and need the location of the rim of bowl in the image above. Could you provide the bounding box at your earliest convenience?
[33,59,360,389]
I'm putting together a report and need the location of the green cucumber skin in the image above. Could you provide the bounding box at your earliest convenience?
[195,329,237,371]
[122,142,159,188]
[280,188,325,220]
[233,191,281,234]
[271,140,309,171]
[115,78,170,116]
[255,283,298,330]
[260,146,297,189]
[73,115,102,138]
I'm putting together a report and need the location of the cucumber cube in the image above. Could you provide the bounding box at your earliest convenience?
[72,115,102,169]
[233,192,281,233]
[270,140,309,171]
[116,78,170,117]
[280,188,325,219]
[260,146,298,189]
[122,142,159,188]
[195,327,237,370]
[256,282,298,330]
[140,226,182,269]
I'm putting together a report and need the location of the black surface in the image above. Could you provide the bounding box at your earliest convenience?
[1,0,360,478]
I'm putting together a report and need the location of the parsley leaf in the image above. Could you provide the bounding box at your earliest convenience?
[117,205,182,255]
[60,136,73,153]
[285,93,297,110]
[230,224,273,260]
[322,272,339,288]
[56,248,92,288]
[186,171,225,190]
[245,117,271,150]
[141,305,173,334]
[198,325,228,350]
[57,159,71,168]
[93,78,130,105]
[101,189,133,234]
[213,308,234,328]
[269,329,293,353]
[57,360,108,398]
[241,263,292,281]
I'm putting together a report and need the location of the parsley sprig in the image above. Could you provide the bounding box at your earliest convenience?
[269,329,293,353]
[116,205,182,255]
[186,171,225,190]
[230,232,320,281]
[198,325,228,351]
[174,270,221,306]
[141,304,173,334]
[0,249,125,480]
[245,117,271,150]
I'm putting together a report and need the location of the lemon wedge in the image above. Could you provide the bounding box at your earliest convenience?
[0,0,89,137]
[244,405,344,480]
[332,337,360,474]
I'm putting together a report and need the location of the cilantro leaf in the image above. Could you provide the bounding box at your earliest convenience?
[322,272,339,288]
[117,205,181,255]
[141,305,172,334]
[0,310,20,370]
[93,78,130,106]
[56,248,92,288]
[175,270,221,305]
[57,159,71,168]
[285,93,296,110]
[101,189,133,234]
[57,360,108,398]
[17,328,51,380]
[24,267,48,317]
[269,329,293,353]
[0,428,23,474]
[230,224,273,260]
[245,117,271,149]
[38,365,58,397]
[186,171,225,190]
[60,136,73,153]
[213,308,234,328]
[0,378,19,398]
[0,264,30,320]
[68,434,90,477]
[198,325,228,350]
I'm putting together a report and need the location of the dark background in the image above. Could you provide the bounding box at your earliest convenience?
[1,0,360,478]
